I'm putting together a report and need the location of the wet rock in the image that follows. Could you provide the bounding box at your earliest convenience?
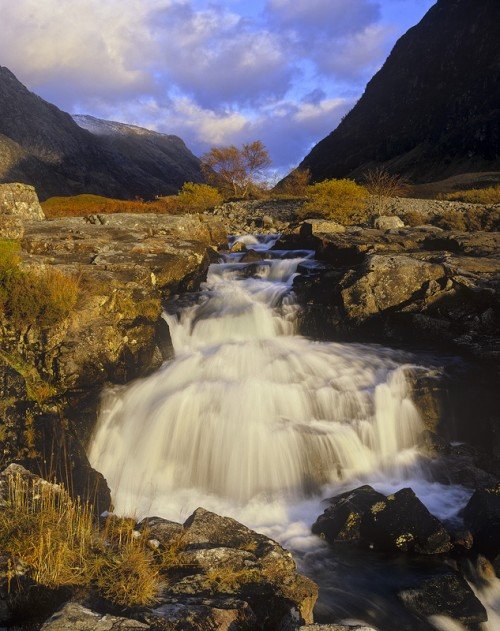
[463,484,500,558]
[398,572,487,627]
[373,215,404,231]
[313,486,451,554]
[240,249,266,263]
[40,602,149,630]
[312,486,386,544]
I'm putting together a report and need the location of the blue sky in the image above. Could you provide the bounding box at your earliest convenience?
[0,0,435,173]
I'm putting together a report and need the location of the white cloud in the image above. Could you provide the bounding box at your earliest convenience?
[0,0,432,171]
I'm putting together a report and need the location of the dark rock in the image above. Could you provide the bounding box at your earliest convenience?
[367,488,452,554]
[463,484,500,558]
[398,572,487,627]
[312,486,452,554]
[0,554,67,626]
[40,602,149,630]
[312,486,386,544]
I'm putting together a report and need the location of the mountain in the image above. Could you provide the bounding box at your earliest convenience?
[299,0,500,184]
[0,67,203,200]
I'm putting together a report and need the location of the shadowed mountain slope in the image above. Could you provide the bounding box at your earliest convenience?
[299,0,500,183]
[0,67,202,200]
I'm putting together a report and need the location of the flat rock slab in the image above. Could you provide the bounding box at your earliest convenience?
[41,603,149,630]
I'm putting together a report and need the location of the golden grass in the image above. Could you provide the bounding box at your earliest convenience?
[0,471,162,606]
[0,239,79,329]
[41,184,222,218]
[440,185,500,205]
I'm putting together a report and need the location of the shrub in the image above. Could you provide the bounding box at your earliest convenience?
[432,209,467,231]
[362,167,408,198]
[401,210,428,227]
[0,471,161,606]
[297,179,370,225]
[0,240,79,328]
[160,182,223,214]
[440,185,500,205]
[276,168,311,198]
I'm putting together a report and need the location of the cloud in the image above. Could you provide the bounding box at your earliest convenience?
[0,0,434,171]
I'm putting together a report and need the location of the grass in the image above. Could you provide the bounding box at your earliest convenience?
[0,239,79,330]
[0,471,162,606]
[439,185,500,205]
[41,184,223,218]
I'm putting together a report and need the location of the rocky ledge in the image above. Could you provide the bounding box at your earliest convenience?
[1,191,226,512]
[284,221,499,362]
[0,465,317,631]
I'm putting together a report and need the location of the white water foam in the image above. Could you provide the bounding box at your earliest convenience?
[88,234,499,628]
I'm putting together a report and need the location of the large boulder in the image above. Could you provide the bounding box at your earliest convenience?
[340,254,446,323]
[463,484,500,558]
[398,572,487,627]
[312,486,451,554]
[40,602,149,630]
[172,508,318,628]
[0,182,45,220]
[373,215,404,231]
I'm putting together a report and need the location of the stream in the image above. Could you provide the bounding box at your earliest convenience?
[89,234,499,630]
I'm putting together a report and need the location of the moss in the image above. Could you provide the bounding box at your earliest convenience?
[0,348,57,403]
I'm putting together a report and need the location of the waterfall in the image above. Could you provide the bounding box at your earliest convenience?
[89,235,424,512]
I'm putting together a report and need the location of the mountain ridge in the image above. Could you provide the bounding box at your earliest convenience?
[299,0,500,183]
[0,67,203,200]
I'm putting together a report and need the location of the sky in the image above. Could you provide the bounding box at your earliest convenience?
[0,0,436,174]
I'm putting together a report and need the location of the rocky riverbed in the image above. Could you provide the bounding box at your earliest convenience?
[1,186,499,630]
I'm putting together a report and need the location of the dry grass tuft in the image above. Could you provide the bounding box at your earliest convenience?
[0,472,163,607]
[0,240,79,329]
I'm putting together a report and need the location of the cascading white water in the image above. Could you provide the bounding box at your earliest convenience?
[89,235,424,513]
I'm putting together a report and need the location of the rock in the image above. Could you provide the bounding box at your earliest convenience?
[373,215,404,231]
[367,488,452,554]
[340,254,446,323]
[298,626,376,631]
[136,516,183,547]
[40,602,149,630]
[0,182,45,220]
[398,572,487,627]
[179,508,318,627]
[149,597,257,630]
[312,485,386,544]
[0,555,66,625]
[312,486,451,554]
[230,240,246,253]
[262,215,274,228]
[300,219,346,236]
[463,484,500,558]
[240,249,266,263]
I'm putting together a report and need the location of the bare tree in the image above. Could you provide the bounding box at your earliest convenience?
[362,167,408,198]
[277,168,311,197]
[201,141,271,198]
